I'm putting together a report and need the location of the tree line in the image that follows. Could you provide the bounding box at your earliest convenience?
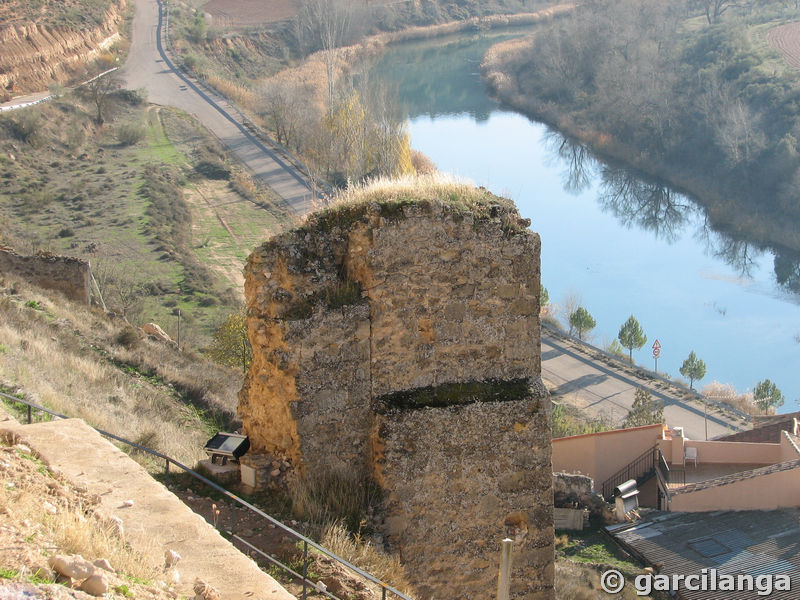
[542,286,786,413]
[495,0,800,255]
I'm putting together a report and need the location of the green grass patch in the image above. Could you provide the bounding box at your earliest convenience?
[114,584,134,598]
[555,529,641,575]
[0,95,281,348]
[141,109,184,166]
[376,378,533,411]
[15,447,50,476]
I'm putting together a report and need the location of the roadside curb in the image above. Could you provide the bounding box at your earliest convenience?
[542,322,752,426]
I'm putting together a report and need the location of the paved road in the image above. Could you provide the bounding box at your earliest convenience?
[122,0,320,215]
[542,331,747,440]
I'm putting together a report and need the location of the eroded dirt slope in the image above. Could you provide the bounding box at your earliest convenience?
[0,0,126,97]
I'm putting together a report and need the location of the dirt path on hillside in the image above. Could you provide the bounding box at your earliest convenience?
[767,22,800,69]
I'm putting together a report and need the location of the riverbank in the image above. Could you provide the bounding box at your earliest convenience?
[480,30,800,258]
[182,5,573,183]
[261,5,574,117]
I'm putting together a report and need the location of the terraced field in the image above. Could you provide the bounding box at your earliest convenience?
[767,21,800,69]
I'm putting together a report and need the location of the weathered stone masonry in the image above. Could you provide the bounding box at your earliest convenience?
[0,247,91,303]
[240,194,554,599]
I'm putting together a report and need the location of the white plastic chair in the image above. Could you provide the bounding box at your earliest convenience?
[684,446,698,468]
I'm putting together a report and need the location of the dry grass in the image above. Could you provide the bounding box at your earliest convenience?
[701,381,759,416]
[0,442,159,582]
[0,276,242,469]
[205,74,259,111]
[288,465,376,533]
[321,521,413,598]
[321,173,517,219]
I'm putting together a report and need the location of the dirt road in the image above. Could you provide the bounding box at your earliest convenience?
[122,0,320,215]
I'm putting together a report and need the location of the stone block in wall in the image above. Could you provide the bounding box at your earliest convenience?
[374,392,554,600]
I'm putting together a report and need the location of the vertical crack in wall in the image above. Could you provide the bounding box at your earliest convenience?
[240,196,554,599]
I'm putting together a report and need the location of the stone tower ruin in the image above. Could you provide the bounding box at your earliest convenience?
[239,183,554,599]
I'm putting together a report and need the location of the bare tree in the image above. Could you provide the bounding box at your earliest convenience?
[695,0,739,24]
[259,82,303,149]
[295,0,354,106]
[698,77,766,167]
[559,290,582,336]
[361,78,411,177]
[81,59,122,125]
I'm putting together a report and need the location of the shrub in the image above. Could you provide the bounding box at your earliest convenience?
[3,111,43,145]
[194,160,230,180]
[57,227,75,238]
[112,88,147,106]
[116,327,141,349]
[289,465,378,534]
[115,123,146,146]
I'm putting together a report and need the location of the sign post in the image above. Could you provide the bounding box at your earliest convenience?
[652,339,661,374]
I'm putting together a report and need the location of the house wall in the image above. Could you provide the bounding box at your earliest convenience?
[669,466,800,511]
[551,425,663,487]
[670,439,782,467]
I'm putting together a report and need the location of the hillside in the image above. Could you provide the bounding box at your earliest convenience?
[0,89,288,346]
[0,0,128,99]
[0,275,242,468]
[481,1,800,256]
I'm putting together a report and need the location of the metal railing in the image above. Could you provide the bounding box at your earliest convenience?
[600,447,659,500]
[0,391,412,600]
[654,450,671,510]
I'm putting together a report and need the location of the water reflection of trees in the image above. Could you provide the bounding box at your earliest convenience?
[371,35,507,122]
[695,220,759,278]
[544,128,800,295]
[774,252,800,295]
[543,131,595,193]
[598,167,697,244]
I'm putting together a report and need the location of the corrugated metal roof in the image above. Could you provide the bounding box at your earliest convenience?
[611,509,800,599]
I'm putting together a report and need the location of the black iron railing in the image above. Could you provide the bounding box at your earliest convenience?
[601,447,659,500]
[0,391,412,600]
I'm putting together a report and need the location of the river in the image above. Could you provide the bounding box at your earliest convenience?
[369,32,800,408]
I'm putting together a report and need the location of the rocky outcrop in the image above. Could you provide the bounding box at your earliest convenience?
[0,0,125,95]
[240,180,554,599]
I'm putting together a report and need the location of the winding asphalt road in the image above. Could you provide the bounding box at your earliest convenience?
[122,0,320,215]
[119,0,746,440]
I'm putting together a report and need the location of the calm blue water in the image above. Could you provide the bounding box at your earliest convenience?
[371,33,800,406]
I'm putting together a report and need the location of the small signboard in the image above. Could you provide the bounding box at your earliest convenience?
[652,339,661,359]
